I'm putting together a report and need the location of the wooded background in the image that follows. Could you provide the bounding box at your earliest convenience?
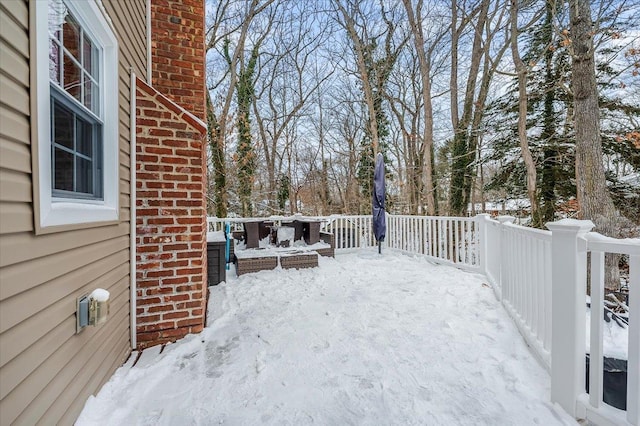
[205,0,639,234]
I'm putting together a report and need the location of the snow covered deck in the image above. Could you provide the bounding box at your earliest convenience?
[77,250,576,425]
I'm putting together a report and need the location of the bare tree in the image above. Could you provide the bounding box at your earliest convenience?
[332,0,382,156]
[509,0,542,226]
[401,0,449,215]
[448,0,510,216]
[252,3,333,213]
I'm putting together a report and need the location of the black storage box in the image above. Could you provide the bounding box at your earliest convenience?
[586,354,628,410]
[207,240,226,286]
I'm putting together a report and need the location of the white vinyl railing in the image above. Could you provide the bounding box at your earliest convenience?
[482,216,638,425]
[387,215,478,271]
[321,215,375,250]
[481,216,553,369]
[208,214,480,269]
[579,233,639,425]
[207,215,378,249]
[206,213,638,425]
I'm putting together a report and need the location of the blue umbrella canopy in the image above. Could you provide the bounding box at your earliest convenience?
[372,152,386,250]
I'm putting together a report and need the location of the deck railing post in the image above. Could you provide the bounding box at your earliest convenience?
[546,219,594,418]
[629,254,640,425]
[476,214,491,275]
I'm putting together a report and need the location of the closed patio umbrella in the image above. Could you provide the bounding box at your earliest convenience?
[372,152,386,254]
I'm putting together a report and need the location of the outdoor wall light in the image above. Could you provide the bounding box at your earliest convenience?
[76,289,110,333]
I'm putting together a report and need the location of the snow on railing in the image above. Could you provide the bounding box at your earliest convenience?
[208,216,283,233]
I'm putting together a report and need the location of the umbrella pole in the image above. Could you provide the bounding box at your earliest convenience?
[378,240,381,254]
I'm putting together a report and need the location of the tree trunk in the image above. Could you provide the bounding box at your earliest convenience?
[448,0,490,216]
[334,1,380,156]
[402,0,436,215]
[569,0,620,290]
[540,4,557,224]
[510,0,539,226]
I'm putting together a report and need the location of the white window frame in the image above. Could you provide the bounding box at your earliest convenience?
[33,0,119,230]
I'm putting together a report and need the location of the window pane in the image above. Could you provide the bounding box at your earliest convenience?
[76,157,93,194]
[54,148,74,191]
[63,14,80,62]
[83,34,95,77]
[76,116,92,157]
[49,41,61,83]
[83,76,98,113]
[54,102,74,149]
[63,53,82,101]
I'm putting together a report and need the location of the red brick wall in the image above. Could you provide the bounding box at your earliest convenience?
[135,78,207,349]
[151,0,206,121]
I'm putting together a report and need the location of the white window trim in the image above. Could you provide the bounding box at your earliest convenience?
[33,0,119,230]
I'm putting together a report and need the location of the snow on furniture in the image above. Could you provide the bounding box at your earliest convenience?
[234,245,325,276]
[277,226,295,247]
[235,250,278,276]
[316,232,335,257]
[279,251,318,270]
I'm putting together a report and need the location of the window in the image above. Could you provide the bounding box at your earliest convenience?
[33,0,119,230]
[49,5,103,199]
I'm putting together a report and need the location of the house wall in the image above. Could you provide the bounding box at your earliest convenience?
[0,0,145,424]
[135,79,207,349]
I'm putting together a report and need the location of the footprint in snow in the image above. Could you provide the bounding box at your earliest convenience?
[255,351,266,374]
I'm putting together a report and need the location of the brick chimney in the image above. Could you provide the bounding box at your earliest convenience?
[150,0,206,120]
[135,0,208,349]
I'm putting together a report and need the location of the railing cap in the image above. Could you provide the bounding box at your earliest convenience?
[497,215,516,224]
[545,219,594,234]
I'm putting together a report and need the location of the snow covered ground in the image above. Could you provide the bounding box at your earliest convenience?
[586,297,629,360]
[77,249,576,425]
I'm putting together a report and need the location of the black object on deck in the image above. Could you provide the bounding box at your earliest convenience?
[585,354,628,410]
[207,240,226,286]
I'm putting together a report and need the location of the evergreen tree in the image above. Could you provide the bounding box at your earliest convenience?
[277,173,290,212]
[484,2,639,225]
[207,93,227,218]
[233,43,259,217]
[355,37,395,214]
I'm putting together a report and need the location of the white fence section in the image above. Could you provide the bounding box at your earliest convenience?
[206,214,638,425]
[208,214,480,269]
[321,215,375,250]
[387,215,479,271]
[207,216,281,233]
[579,232,639,425]
[480,215,553,369]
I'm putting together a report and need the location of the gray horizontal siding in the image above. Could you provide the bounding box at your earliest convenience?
[0,0,147,423]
